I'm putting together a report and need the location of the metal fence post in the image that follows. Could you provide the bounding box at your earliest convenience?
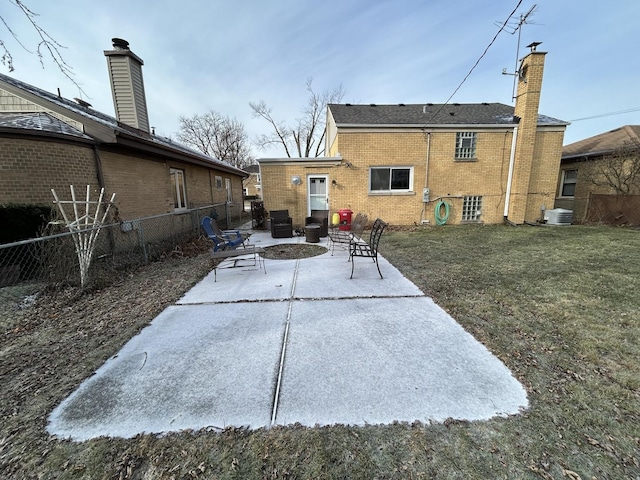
[138,221,148,264]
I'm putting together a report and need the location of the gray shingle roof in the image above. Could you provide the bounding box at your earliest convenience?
[562,125,640,159]
[328,103,567,126]
[0,73,246,176]
[0,112,92,139]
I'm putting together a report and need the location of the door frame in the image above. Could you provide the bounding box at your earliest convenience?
[307,174,329,215]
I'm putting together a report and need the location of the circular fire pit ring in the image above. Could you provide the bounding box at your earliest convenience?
[260,244,327,260]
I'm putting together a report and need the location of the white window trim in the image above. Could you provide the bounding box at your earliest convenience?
[368,166,414,194]
[225,177,232,203]
[170,168,188,211]
[558,169,577,198]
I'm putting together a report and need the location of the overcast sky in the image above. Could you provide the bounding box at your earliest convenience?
[2,0,639,157]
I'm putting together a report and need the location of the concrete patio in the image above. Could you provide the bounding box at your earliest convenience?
[47,228,528,441]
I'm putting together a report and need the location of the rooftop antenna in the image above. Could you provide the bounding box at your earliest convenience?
[499,4,538,100]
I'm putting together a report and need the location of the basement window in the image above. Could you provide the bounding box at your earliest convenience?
[170,168,187,210]
[455,132,477,160]
[369,167,413,193]
[462,195,482,221]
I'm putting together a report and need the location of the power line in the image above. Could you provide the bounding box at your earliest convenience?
[569,107,640,122]
[425,0,524,123]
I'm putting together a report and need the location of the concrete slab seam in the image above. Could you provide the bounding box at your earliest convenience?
[270,257,300,426]
[176,294,425,306]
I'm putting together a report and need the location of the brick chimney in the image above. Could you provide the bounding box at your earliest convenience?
[507,42,546,223]
[104,38,150,133]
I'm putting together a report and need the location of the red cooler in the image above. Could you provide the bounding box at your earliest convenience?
[338,208,353,231]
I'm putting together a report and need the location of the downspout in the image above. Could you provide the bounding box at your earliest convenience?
[92,144,106,192]
[420,131,431,224]
[424,131,431,188]
[92,144,116,252]
[503,126,518,225]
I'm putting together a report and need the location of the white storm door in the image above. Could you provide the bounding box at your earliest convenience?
[307,175,328,214]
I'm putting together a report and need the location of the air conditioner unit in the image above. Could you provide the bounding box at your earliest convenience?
[544,208,573,225]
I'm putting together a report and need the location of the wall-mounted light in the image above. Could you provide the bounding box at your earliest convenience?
[291,176,301,185]
[332,179,337,187]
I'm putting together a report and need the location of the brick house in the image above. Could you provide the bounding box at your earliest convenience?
[556,125,640,222]
[0,39,246,222]
[259,45,568,226]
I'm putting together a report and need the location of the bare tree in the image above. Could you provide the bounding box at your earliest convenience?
[1,0,82,92]
[250,78,345,158]
[177,111,253,169]
[582,141,640,195]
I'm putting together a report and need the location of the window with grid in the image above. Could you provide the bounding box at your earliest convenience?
[560,169,577,197]
[369,167,412,192]
[455,132,477,159]
[462,195,482,221]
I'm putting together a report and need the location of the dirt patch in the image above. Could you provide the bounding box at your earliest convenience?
[0,239,215,478]
[260,243,327,259]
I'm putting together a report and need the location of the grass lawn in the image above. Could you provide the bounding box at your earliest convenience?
[1,225,638,479]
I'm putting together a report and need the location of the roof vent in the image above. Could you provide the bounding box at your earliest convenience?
[453,103,460,106]
[398,103,405,106]
[427,103,433,106]
[482,102,489,106]
[74,98,92,108]
[345,103,352,106]
[449,112,455,116]
[369,103,376,107]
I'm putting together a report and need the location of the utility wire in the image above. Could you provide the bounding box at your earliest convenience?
[425,0,524,124]
[569,107,640,122]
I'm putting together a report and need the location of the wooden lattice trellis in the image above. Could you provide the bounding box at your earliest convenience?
[51,185,116,287]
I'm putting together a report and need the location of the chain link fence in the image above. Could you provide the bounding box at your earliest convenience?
[0,203,249,324]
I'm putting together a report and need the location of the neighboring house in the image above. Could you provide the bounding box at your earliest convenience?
[0,38,246,223]
[259,44,568,226]
[242,164,262,199]
[557,125,640,222]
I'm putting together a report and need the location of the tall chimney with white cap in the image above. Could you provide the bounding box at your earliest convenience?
[104,38,150,133]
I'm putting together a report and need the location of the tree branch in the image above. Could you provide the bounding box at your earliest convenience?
[1,0,86,96]
[249,78,345,158]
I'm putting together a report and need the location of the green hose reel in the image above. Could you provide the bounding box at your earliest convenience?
[435,200,451,225]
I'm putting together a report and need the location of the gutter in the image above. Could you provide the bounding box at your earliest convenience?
[503,126,518,221]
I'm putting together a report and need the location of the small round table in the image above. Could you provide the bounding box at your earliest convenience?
[306,224,321,243]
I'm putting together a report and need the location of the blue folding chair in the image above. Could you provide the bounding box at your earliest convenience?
[201,216,247,252]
